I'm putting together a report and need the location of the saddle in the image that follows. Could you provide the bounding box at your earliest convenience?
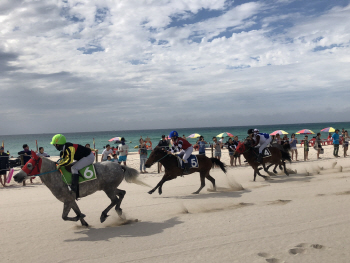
[176,155,199,169]
[251,147,272,158]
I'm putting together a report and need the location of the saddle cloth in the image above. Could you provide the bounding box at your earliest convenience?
[176,155,199,169]
[253,147,272,158]
[59,164,97,185]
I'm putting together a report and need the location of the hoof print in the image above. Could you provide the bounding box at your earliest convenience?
[266,258,284,263]
[289,248,305,255]
[311,244,324,249]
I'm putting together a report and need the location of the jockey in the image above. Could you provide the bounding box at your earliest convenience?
[51,134,95,199]
[168,130,193,175]
[248,129,272,163]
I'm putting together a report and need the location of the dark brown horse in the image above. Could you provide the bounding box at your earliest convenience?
[145,147,227,195]
[234,141,291,181]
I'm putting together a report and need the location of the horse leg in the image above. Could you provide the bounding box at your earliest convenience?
[273,164,278,174]
[255,166,268,180]
[262,163,268,172]
[193,173,206,194]
[71,201,89,227]
[205,173,216,192]
[114,188,126,216]
[282,161,289,176]
[148,178,165,195]
[158,176,176,195]
[62,201,86,224]
[100,189,119,223]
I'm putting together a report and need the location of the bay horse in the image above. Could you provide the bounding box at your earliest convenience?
[145,147,227,195]
[234,141,291,181]
[13,151,140,227]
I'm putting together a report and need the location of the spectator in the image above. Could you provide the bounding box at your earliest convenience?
[227,138,235,166]
[289,133,298,161]
[85,143,98,153]
[107,156,113,161]
[182,134,186,139]
[342,130,349,157]
[341,128,345,138]
[327,133,332,141]
[139,138,148,173]
[195,136,207,155]
[274,134,282,144]
[332,129,340,157]
[157,135,169,172]
[118,137,129,165]
[233,136,241,166]
[112,154,119,162]
[101,144,113,161]
[0,147,9,187]
[18,144,33,184]
[302,135,309,161]
[314,133,323,159]
[219,137,225,148]
[212,137,222,161]
[36,147,50,157]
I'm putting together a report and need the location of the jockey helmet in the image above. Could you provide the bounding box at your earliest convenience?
[169,131,178,138]
[50,134,66,145]
[254,129,259,133]
[247,129,254,135]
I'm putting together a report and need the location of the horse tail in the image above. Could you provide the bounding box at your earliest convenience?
[121,165,150,187]
[281,150,292,163]
[210,158,227,174]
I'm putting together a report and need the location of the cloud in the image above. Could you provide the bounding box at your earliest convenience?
[0,0,350,135]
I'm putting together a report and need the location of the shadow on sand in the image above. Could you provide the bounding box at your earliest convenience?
[64,217,183,242]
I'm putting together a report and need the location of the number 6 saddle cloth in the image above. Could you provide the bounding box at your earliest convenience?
[59,164,97,185]
[175,155,199,169]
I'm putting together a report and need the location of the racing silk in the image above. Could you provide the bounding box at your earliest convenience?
[171,138,192,153]
[253,133,270,145]
[58,142,91,167]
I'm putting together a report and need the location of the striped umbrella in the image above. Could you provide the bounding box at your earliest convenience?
[187,133,201,138]
[108,136,122,142]
[321,127,335,133]
[216,132,234,138]
[270,130,288,136]
[296,129,315,135]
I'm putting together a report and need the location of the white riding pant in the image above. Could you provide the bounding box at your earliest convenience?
[178,146,193,163]
[71,152,95,174]
[258,137,272,154]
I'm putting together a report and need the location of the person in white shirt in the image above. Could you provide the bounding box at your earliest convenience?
[118,138,129,165]
[101,144,114,161]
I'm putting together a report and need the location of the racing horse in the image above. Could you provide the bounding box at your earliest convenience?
[145,147,227,195]
[234,141,291,181]
[14,151,140,226]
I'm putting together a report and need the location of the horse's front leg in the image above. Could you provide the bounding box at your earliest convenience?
[255,166,268,180]
[62,201,87,226]
[148,179,164,195]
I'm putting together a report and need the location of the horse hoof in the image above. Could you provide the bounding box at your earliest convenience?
[273,170,277,174]
[286,173,289,176]
[100,214,109,223]
[192,192,199,194]
[82,221,89,227]
[116,208,123,216]
[148,190,154,195]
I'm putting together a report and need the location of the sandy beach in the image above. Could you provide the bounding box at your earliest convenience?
[1,144,350,263]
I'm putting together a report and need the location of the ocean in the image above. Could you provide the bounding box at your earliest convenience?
[1,122,349,157]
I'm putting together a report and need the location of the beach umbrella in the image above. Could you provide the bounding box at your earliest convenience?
[108,136,122,142]
[270,130,288,136]
[187,133,201,138]
[296,129,315,135]
[216,132,234,138]
[321,127,335,133]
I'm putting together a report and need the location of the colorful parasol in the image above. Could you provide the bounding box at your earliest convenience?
[108,136,122,142]
[270,130,289,136]
[321,127,335,133]
[216,132,234,138]
[187,133,201,138]
[296,129,315,135]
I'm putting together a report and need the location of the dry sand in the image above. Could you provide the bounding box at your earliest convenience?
[1,144,350,263]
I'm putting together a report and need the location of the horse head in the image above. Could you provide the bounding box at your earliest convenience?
[14,151,42,183]
[235,142,246,154]
[145,146,167,168]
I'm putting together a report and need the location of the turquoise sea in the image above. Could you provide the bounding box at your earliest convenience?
[1,122,349,157]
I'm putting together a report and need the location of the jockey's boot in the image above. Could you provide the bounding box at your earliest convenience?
[183,162,191,175]
[71,173,80,200]
[257,153,263,163]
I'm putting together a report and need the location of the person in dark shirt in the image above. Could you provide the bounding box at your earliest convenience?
[18,144,33,184]
[0,147,9,187]
[157,135,170,172]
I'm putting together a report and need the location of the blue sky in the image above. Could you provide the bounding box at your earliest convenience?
[0,0,350,135]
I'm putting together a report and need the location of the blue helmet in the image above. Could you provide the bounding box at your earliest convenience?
[169,130,178,138]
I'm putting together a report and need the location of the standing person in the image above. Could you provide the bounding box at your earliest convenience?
[332,129,340,157]
[85,143,98,153]
[18,144,33,184]
[118,137,129,165]
[139,138,148,173]
[212,137,222,161]
[315,133,323,159]
[233,136,241,166]
[342,130,349,157]
[51,134,94,199]
[227,138,235,166]
[195,136,207,155]
[219,137,225,148]
[275,134,282,144]
[157,135,170,172]
[168,131,193,175]
[289,134,298,161]
[0,147,9,187]
[303,135,309,161]
[36,147,50,157]
[101,144,113,162]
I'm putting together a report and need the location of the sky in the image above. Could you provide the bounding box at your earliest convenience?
[1,0,350,135]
